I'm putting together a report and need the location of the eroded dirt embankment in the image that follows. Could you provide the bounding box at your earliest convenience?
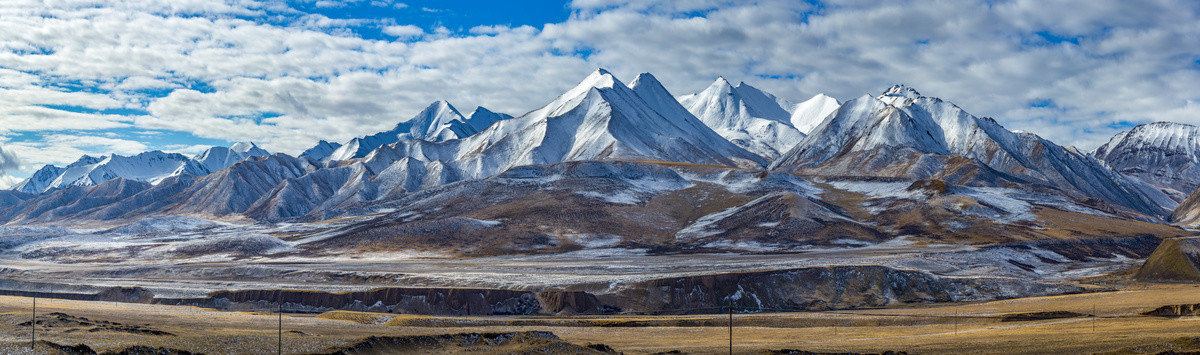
[1143,303,1200,317]
[156,288,607,315]
[3,264,1080,315]
[140,265,1078,315]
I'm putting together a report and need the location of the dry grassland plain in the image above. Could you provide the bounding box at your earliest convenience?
[1,283,1198,354]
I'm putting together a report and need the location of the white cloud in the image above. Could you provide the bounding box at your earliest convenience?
[3,134,150,178]
[0,145,20,173]
[382,25,423,38]
[0,174,21,189]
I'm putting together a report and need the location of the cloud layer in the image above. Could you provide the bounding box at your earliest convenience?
[1,0,1198,182]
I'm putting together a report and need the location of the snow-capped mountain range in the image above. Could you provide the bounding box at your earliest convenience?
[326,100,514,161]
[771,85,1175,218]
[12,142,269,194]
[5,69,1200,228]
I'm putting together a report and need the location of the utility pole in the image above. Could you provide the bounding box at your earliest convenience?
[727,298,733,355]
[833,312,837,337]
[954,311,958,336]
[278,301,283,355]
[30,296,36,349]
[1092,304,1096,333]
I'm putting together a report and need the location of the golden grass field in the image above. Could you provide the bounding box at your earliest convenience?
[1,282,1199,354]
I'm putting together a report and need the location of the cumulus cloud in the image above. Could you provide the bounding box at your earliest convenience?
[0,145,20,172]
[0,0,1198,177]
[0,145,22,189]
[382,24,423,38]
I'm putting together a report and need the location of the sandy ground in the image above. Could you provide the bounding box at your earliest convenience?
[1,283,1198,354]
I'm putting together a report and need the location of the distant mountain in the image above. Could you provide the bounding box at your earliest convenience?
[326,101,511,161]
[11,151,205,194]
[5,69,768,223]
[678,78,806,159]
[1094,122,1200,200]
[772,85,1175,219]
[193,142,270,174]
[789,93,840,135]
[11,143,269,194]
[268,70,768,220]
[298,140,343,160]
[464,106,513,132]
[10,165,66,194]
[2,71,1193,230]
[365,70,767,178]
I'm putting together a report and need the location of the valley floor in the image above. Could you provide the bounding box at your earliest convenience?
[2,283,1199,354]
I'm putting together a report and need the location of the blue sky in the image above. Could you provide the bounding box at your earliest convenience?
[290,0,574,40]
[0,0,1198,187]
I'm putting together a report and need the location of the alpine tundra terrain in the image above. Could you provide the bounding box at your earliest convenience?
[2,70,1199,353]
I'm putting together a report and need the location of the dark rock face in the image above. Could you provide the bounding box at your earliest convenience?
[0,285,154,303]
[316,331,612,354]
[995,234,1163,262]
[156,288,604,316]
[4,264,1081,316]
[599,266,1079,313]
[29,340,198,355]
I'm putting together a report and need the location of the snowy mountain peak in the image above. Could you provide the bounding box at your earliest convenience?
[1095,121,1200,197]
[327,100,475,161]
[464,106,512,133]
[299,140,342,160]
[575,68,623,91]
[790,93,841,134]
[630,72,664,88]
[630,72,688,118]
[882,84,922,98]
[229,142,268,155]
[351,69,767,191]
[10,165,66,194]
[194,142,271,174]
[467,106,504,121]
[774,89,1175,218]
[408,100,469,139]
[678,77,804,159]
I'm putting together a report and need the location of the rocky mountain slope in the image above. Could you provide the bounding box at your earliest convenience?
[1094,122,1200,200]
[678,78,805,159]
[771,85,1175,219]
[1171,186,1200,227]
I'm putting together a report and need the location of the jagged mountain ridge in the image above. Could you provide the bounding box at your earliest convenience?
[1095,122,1200,200]
[245,70,769,220]
[325,100,512,161]
[1,71,1195,228]
[0,70,768,223]
[298,140,343,160]
[11,142,269,195]
[678,78,806,160]
[771,85,1175,219]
